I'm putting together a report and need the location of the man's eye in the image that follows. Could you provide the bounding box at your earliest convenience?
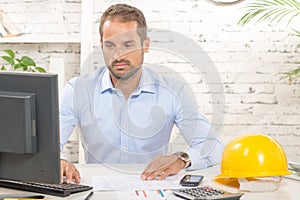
[105,43,115,50]
[124,43,135,49]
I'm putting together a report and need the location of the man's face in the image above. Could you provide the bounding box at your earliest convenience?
[101,20,148,81]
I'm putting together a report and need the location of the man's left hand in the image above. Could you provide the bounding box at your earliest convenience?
[140,154,185,180]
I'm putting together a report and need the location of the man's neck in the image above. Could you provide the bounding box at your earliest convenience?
[111,69,142,99]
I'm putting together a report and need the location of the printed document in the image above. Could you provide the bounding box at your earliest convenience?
[93,174,183,191]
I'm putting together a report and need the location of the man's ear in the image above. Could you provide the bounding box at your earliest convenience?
[100,39,103,49]
[143,37,150,53]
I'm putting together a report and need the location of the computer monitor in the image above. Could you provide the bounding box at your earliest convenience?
[0,71,60,184]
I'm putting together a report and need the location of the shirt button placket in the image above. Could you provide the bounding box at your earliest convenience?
[120,100,130,163]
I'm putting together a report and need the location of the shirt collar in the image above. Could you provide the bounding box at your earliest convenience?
[99,68,114,93]
[98,67,156,95]
[136,67,156,94]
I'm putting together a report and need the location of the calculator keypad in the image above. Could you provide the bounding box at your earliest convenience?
[178,186,224,197]
[172,185,243,200]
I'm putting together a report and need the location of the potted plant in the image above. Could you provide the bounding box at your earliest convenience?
[238,0,300,84]
[1,49,46,72]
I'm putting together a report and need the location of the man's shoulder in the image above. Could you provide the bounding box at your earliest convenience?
[144,66,187,88]
[67,66,107,95]
[74,66,106,83]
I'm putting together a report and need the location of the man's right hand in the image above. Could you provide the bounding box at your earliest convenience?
[60,159,81,184]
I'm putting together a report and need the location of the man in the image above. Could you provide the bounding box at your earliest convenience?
[60,4,223,184]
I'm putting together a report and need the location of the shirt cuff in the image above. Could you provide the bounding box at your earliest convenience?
[185,142,224,171]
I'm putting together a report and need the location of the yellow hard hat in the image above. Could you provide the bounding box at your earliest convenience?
[215,133,291,179]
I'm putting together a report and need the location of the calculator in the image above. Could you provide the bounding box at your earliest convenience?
[171,185,244,200]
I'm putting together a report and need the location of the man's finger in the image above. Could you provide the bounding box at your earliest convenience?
[74,173,81,184]
[141,168,164,180]
[73,168,81,184]
[60,160,66,183]
[156,168,173,180]
[64,167,73,183]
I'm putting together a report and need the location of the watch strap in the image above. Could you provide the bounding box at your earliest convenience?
[175,152,191,169]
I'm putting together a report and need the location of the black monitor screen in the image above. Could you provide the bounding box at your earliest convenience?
[0,71,60,184]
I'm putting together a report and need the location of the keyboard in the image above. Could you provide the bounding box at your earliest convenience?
[0,179,93,197]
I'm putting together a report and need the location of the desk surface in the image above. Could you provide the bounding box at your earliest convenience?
[0,164,299,200]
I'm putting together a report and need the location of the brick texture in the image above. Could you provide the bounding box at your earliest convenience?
[1,0,299,163]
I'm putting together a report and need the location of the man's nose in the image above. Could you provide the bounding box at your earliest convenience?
[113,47,126,61]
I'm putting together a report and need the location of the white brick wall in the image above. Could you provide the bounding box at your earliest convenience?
[1,0,300,163]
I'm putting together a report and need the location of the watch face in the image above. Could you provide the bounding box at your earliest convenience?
[181,153,189,159]
[177,152,189,161]
[176,152,191,168]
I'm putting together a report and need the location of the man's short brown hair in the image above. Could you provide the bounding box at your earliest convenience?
[99,4,148,42]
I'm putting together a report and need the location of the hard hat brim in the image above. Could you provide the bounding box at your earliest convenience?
[214,170,291,179]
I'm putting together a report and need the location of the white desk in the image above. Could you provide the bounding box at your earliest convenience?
[0,164,300,200]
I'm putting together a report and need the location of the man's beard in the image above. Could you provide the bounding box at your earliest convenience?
[108,59,142,81]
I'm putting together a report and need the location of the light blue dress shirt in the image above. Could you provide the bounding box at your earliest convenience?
[60,66,223,170]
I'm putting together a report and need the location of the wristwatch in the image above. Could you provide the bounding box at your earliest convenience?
[175,152,191,169]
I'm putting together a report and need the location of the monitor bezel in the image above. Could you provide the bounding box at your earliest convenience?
[0,71,60,184]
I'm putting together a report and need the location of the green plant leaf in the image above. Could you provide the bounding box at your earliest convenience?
[238,0,300,84]
[14,63,27,71]
[278,66,300,84]
[1,49,46,73]
[36,66,46,73]
[1,56,14,66]
[20,56,36,66]
[238,0,300,26]
[288,29,300,37]
[3,49,15,59]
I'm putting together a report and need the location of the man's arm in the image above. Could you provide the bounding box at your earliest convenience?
[59,78,81,183]
[59,78,78,152]
[141,82,223,180]
[174,83,224,170]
